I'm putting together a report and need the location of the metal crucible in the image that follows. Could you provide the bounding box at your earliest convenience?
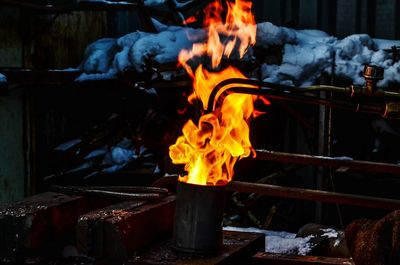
[173,181,226,255]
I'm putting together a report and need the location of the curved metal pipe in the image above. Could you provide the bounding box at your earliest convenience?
[206,78,400,113]
[206,78,302,113]
[207,86,386,116]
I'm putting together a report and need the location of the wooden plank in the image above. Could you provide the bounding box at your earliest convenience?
[253,252,355,265]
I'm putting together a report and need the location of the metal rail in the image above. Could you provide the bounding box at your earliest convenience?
[228,181,400,210]
[254,149,400,176]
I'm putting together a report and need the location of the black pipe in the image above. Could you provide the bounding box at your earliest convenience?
[205,78,400,117]
[173,181,226,255]
[208,86,358,113]
[206,78,302,112]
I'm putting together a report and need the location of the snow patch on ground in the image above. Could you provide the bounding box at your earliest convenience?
[223,226,314,256]
[266,235,314,255]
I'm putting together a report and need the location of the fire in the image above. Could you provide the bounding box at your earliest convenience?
[169,0,262,186]
[178,0,256,78]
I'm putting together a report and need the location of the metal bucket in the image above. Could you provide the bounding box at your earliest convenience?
[173,181,226,255]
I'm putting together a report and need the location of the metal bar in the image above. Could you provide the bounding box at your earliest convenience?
[316,90,327,223]
[255,149,400,176]
[208,86,359,113]
[81,186,169,194]
[228,181,400,210]
[50,185,161,200]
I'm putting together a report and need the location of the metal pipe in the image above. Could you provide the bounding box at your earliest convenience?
[208,86,377,113]
[83,186,169,194]
[306,85,349,93]
[228,181,400,210]
[205,78,400,113]
[206,87,358,113]
[206,78,301,112]
[254,149,400,176]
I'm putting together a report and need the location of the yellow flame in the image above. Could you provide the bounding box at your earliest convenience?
[169,0,267,186]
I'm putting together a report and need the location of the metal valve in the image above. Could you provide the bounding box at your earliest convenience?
[363,64,384,94]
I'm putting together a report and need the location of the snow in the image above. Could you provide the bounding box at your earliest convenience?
[332,156,353,161]
[223,226,314,256]
[49,68,80,72]
[84,148,108,159]
[75,71,117,82]
[321,228,338,238]
[79,19,400,87]
[0,73,6,84]
[144,0,197,9]
[267,235,314,255]
[79,0,133,5]
[131,27,205,72]
[257,22,400,86]
[54,139,81,151]
[81,38,119,74]
[78,25,204,81]
[143,0,165,7]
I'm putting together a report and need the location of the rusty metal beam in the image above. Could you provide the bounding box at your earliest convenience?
[255,149,400,176]
[228,181,400,210]
[253,252,355,265]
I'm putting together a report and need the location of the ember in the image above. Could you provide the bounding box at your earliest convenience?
[169,0,267,186]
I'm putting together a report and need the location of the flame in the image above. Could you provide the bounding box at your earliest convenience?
[178,0,256,77]
[169,0,259,186]
[183,16,197,25]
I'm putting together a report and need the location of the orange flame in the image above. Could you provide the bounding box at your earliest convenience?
[169,0,259,186]
[178,0,256,77]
